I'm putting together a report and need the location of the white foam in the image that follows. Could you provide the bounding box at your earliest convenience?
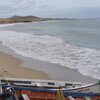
[0,30,100,79]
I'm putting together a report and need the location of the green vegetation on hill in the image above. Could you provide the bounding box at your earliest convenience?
[0,15,47,24]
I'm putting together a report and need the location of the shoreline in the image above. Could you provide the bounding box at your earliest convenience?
[0,41,98,83]
[0,42,50,79]
[0,23,98,83]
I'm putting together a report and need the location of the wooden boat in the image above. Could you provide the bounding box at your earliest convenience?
[1,84,100,100]
[0,78,100,100]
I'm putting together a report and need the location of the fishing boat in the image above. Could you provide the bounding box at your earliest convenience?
[0,78,100,100]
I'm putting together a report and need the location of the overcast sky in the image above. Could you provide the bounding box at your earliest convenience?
[0,0,100,18]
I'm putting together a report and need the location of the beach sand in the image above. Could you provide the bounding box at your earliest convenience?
[0,41,98,83]
[0,51,50,79]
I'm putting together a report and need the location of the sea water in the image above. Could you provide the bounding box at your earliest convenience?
[0,19,100,79]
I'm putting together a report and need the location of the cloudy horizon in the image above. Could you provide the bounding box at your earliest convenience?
[0,0,100,18]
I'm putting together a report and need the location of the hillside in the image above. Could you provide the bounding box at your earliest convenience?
[0,15,47,24]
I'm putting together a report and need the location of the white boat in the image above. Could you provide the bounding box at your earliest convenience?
[0,78,100,100]
[0,78,100,93]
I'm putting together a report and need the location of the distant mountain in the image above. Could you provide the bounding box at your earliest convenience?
[0,15,47,24]
[10,15,22,19]
[10,15,39,19]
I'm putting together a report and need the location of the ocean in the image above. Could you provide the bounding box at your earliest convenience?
[0,19,100,79]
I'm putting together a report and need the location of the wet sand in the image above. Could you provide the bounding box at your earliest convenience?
[0,51,50,79]
[0,24,49,79]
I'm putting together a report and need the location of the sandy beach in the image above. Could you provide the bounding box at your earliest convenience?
[0,51,50,79]
[0,40,50,79]
[0,41,98,83]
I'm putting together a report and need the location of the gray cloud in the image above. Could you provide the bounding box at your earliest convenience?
[0,0,36,17]
[0,0,100,18]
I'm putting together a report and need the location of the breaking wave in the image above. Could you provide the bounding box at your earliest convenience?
[0,30,100,79]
